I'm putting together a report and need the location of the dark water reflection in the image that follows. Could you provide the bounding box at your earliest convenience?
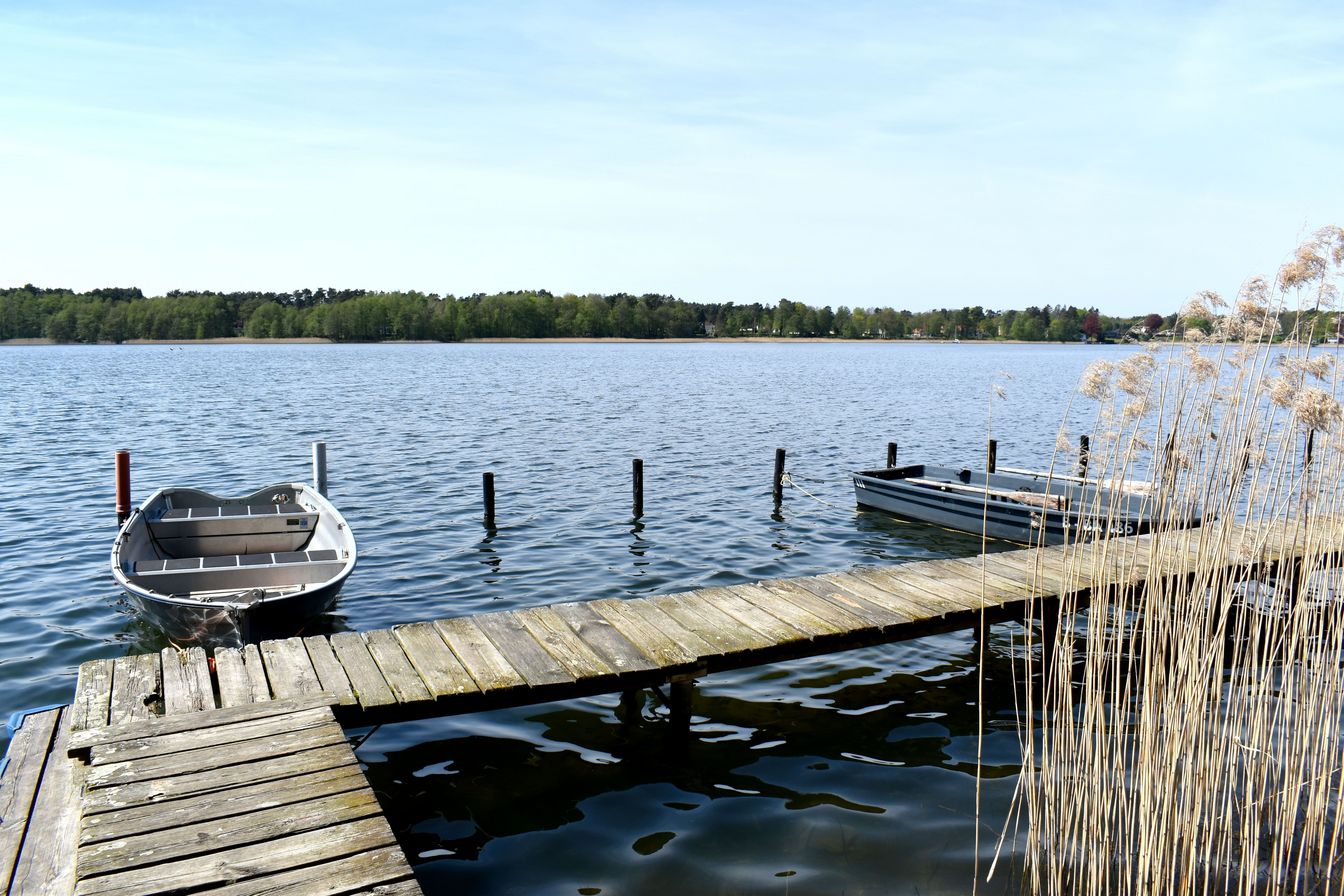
[360,630,1031,895]
[0,342,1131,894]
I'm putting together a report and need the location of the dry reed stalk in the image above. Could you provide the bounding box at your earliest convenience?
[996,230,1344,896]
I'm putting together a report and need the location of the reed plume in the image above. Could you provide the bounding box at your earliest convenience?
[1001,229,1344,895]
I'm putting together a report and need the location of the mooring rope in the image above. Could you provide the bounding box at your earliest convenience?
[780,471,851,512]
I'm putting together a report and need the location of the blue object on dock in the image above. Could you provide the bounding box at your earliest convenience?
[7,703,65,737]
[1,703,66,778]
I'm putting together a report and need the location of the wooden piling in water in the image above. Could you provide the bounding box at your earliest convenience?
[773,448,786,504]
[886,441,898,468]
[312,440,328,496]
[483,472,496,527]
[987,439,997,474]
[1078,435,1090,478]
[115,449,131,525]
[633,458,644,518]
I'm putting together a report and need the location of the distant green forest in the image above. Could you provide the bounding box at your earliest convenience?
[0,284,1188,344]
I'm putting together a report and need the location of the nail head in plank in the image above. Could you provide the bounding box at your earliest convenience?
[551,602,658,675]
[391,623,479,698]
[363,629,433,703]
[328,632,398,709]
[70,658,113,733]
[474,611,575,688]
[433,617,529,693]
[303,635,358,705]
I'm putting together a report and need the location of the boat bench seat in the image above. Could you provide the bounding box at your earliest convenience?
[147,504,321,556]
[130,549,345,594]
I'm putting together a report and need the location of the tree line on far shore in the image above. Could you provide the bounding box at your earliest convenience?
[0,283,1283,345]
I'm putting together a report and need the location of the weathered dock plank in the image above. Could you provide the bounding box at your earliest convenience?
[11,708,81,896]
[551,602,659,675]
[474,611,574,688]
[303,634,359,705]
[1,707,79,896]
[70,660,113,733]
[73,698,420,896]
[515,606,618,681]
[392,622,479,699]
[159,646,213,715]
[259,637,324,700]
[434,616,529,693]
[698,586,811,646]
[107,653,160,726]
[364,630,434,703]
[328,632,397,709]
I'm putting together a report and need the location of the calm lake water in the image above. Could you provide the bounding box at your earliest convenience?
[0,341,1136,895]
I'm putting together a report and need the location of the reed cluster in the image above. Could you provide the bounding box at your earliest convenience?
[1001,228,1344,895]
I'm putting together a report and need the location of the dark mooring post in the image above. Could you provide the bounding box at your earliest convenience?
[987,439,997,474]
[114,449,131,525]
[886,441,899,468]
[772,448,786,504]
[1077,434,1090,478]
[669,677,694,731]
[482,472,496,528]
[632,458,644,518]
[1306,429,1315,467]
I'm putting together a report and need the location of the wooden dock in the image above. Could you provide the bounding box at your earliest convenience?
[1,520,1330,895]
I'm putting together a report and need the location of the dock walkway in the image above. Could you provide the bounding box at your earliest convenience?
[1,519,1327,894]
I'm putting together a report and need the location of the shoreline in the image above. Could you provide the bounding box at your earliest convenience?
[0,336,1120,347]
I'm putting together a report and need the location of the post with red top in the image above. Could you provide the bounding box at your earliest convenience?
[115,449,131,525]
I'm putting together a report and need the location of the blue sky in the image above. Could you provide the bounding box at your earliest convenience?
[2,1,1340,316]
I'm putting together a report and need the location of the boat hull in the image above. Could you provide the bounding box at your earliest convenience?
[852,464,1178,546]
